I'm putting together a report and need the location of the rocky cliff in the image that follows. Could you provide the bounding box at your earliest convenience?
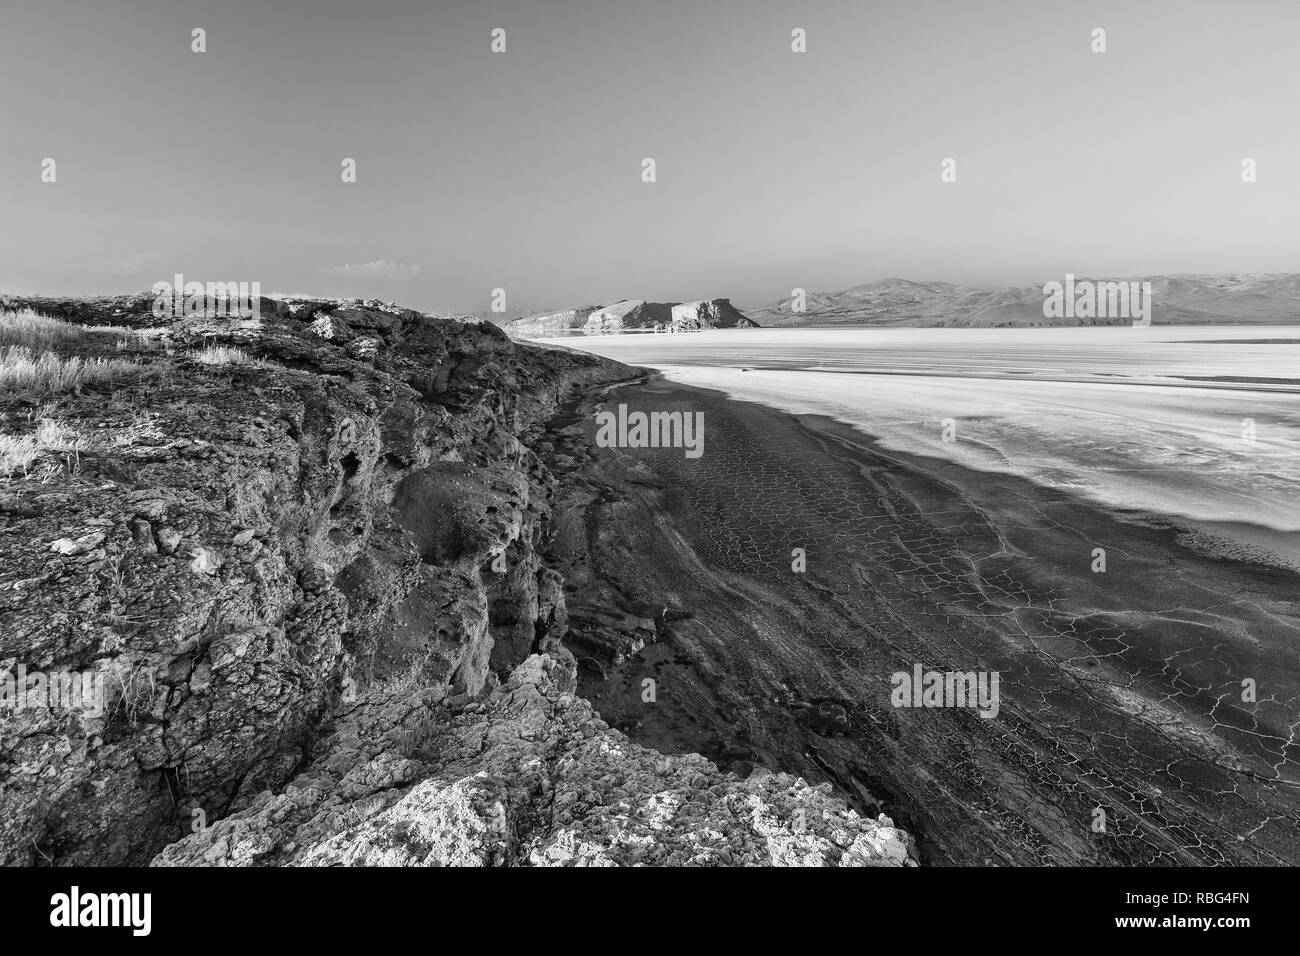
[581,300,676,334]
[503,306,601,338]
[669,299,759,330]
[0,293,912,867]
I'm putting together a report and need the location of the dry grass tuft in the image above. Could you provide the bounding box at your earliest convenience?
[0,418,91,478]
[0,346,142,393]
[0,434,41,476]
[0,308,157,353]
[185,345,272,367]
[0,309,86,349]
[109,660,162,727]
[0,410,167,481]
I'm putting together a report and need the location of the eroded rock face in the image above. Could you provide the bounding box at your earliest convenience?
[583,300,676,333]
[0,292,914,867]
[0,295,627,865]
[669,299,758,331]
[503,307,600,339]
[152,653,914,867]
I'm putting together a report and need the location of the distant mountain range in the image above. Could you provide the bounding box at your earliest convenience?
[744,274,1300,327]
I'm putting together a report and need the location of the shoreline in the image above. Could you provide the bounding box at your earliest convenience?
[532,325,1300,551]
[542,369,1300,865]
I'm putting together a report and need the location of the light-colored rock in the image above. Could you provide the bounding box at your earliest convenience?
[504,307,600,339]
[152,653,915,868]
[584,300,641,334]
[48,531,105,555]
[669,299,758,331]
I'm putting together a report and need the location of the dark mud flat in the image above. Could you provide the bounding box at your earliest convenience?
[541,375,1300,866]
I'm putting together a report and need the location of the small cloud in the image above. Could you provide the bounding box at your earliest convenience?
[321,260,420,278]
[82,252,160,275]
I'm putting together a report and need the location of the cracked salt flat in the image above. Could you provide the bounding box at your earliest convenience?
[554,326,1300,556]
[552,326,1300,863]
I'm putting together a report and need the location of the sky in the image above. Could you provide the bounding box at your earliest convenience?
[2,0,1297,314]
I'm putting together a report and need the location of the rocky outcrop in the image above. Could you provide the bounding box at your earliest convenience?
[0,294,623,865]
[504,298,758,339]
[0,292,912,867]
[585,299,759,334]
[669,299,758,331]
[583,300,676,334]
[152,652,913,867]
[503,306,600,339]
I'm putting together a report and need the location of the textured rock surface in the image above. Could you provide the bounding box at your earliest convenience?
[669,299,758,331]
[0,294,625,865]
[152,652,914,867]
[0,293,913,867]
[583,300,676,334]
[503,306,600,339]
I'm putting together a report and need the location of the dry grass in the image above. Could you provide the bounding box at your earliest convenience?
[0,309,87,349]
[0,346,141,393]
[115,327,168,349]
[0,410,165,481]
[0,308,159,353]
[108,659,162,727]
[185,345,272,367]
[0,418,90,478]
[0,434,40,476]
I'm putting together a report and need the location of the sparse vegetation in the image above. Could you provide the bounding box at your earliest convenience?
[0,434,40,476]
[0,308,151,350]
[0,345,142,393]
[0,418,91,478]
[0,408,169,481]
[185,345,272,367]
[0,309,87,349]
[109,659,162,728]
[0,309,152,397]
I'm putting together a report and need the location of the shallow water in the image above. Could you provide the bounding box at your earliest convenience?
[543,326,1300,537]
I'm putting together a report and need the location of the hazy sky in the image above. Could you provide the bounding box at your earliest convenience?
[2,0,1297,313]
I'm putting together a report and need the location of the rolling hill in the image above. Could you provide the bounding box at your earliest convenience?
[744,274,1300,327]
